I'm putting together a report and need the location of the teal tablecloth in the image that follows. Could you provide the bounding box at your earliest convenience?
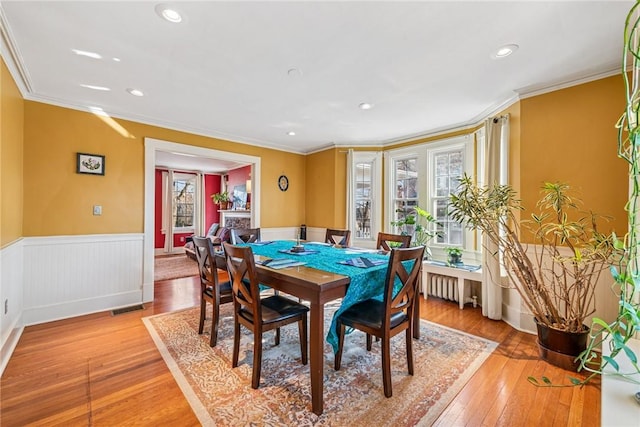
[245,240,391,353]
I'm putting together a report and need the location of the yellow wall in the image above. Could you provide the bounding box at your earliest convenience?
[520,75,628,240]
[0,59,24,247]
[7,64,630,240]
[22,101,306,236]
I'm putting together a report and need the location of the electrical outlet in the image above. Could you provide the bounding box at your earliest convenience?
[93,205,102,215]
[4,299,7,314]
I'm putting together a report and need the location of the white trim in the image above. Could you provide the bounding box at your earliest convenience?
[348,151,382,245]
[144,138,261,302]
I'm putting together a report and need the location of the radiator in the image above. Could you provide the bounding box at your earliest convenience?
[427,273,460,302]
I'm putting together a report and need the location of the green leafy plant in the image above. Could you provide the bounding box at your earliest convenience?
[445,247,463,256]
[571,1,640,386]
[391,206,442,247]
[211,191,230,205]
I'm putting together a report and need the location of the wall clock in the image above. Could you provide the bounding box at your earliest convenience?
[278,175,289,191]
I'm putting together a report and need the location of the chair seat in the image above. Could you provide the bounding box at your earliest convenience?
[239,295,309,324]
[203,280,233,299]
[339,299,407,330]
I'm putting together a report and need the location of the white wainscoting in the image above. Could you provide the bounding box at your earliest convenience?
[1,239,25,375]
[22,234,144,326]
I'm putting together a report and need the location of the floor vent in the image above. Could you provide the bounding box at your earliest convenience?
[111,304,145,316]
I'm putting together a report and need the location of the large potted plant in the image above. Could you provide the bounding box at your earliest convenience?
[449,177,617,369]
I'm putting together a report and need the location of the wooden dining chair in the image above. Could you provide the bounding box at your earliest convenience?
[231,227,261,244]
[325,228,351,247]
[376,232,412,251]
[333,245,425,397]
[222,242,309,389]
[192,236,234,347]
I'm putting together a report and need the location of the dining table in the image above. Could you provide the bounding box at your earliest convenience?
[242,239,421,416]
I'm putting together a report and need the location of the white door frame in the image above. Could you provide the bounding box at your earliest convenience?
[143,137,261,302]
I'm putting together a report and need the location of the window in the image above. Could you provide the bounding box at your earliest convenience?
[393,158,419,225]
[385,135,473,254]
[348,151,382,245]
[354,162,372,239]
[172,174,196,230]
[431,149,464,246]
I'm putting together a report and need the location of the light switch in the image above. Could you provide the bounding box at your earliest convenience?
[93,205,102,216]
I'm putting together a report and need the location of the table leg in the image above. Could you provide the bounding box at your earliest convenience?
[309,301,324,415]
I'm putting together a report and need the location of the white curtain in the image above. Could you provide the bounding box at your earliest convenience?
[481,115,509,320]
[346,149,354,230]
[161,170,174,253]
[197,172,205,237]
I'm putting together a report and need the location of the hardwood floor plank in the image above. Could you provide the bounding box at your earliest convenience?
[1,281,600,426]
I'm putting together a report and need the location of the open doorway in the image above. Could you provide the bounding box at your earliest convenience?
[143,137,261,302]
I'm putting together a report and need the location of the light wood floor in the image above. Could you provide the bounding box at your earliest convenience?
[1,275,600,426]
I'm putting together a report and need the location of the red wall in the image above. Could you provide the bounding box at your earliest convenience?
[154,169,223,249]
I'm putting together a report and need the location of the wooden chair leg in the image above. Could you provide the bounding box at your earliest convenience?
[366,333,373,351]
[252,330,263,389]
[198,299,206,334]
[334,322,345,370]
[406,326,414,375]
[299,315,308,365]
[209,300,220,347]
[382,335,392,397]
[232,317,241,368]
[275,328,280,346]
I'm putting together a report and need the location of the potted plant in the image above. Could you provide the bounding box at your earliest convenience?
[211,191,231,210]
[391,206,442,257]
[445,247,463,265]
[449,176,617,370]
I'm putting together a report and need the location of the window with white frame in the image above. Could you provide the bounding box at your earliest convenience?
[172,174,196,230]
[385,136,473,253]
[393,158,419,227]
[431,148,464,246]
[348,151,382,244]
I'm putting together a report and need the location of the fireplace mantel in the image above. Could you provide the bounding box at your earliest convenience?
[220,210,251,229]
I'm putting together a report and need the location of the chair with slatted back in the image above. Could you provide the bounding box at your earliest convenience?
[325,228,351,247]
[333,245,425,397]
[222,242,309,389]
[192,236,234,347]
[376,232,412,251]
[231,227,261,244]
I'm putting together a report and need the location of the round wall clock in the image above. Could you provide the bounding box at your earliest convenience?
[278,175,289,191]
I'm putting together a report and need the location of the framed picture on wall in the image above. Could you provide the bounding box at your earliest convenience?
[76,152,105,175]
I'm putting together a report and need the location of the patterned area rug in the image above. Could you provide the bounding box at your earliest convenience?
[143,302,497,426]
[154,255,199,281]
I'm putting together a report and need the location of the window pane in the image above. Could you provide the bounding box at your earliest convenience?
[355,161,373,239]
[173,178,195,228]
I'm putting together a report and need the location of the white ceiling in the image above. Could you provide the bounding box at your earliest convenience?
[0,1,634,158]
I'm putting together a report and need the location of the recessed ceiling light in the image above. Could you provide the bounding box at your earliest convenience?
[155,4,183,23]
[287,131,296,136]
[72,49,102,59]
[80,84,110,91]
[112,57,121,62]
[127,88,144,97]
[287,68,303,78]
[359,102,373,110]
[492,44,519,59]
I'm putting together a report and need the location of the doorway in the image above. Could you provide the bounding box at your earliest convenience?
[143,137,261,302]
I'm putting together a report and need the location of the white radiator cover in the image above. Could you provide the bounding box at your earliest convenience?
[427,273,460,302]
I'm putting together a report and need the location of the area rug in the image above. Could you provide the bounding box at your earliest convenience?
[154,255,199,281]
[143,302,497,426]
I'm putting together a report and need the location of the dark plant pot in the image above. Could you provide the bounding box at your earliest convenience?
[448,253,462,264]
[535,319,589,371]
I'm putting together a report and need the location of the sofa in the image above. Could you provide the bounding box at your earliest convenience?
[184,223,232,260]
